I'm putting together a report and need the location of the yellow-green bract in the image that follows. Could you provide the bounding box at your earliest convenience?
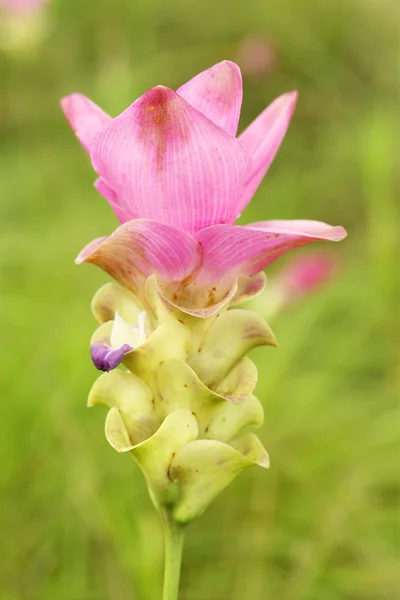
[88,275,275,524]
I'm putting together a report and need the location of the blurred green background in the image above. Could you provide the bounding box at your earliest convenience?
[1,0,399,598]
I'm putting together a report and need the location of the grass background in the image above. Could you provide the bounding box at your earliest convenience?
[0,0,399,598]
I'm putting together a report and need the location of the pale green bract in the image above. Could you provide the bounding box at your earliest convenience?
[88,274,275,524]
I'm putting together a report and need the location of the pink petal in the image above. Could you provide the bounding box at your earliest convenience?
[76,236,109,263]
[90,86,250,234]
[75,219,202,295]
[196,220,347,282]
[61,95,129,223]
[250,220,347,239]
[93,178,132,223]
[176,60,243,136]
[93,177,117,204]
[231,272,267,305]
[236,91,298,216]
[60,93,111,153]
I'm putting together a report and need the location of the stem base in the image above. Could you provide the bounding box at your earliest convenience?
[162,510,186,600]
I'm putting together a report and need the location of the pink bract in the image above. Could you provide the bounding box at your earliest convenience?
[62,60,347,312]
[61,61,296,232]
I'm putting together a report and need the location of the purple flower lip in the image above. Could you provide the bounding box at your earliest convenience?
[90,343,133,372]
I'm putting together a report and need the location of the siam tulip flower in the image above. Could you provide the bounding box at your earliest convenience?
[62,60,347,600]
[84,274,275,600]
[61,60,346,320]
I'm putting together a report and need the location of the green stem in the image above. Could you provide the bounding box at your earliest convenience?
[162,511,186,600]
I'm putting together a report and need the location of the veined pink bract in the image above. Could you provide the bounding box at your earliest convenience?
[61,60,346,313]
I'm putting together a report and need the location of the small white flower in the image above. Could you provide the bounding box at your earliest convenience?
[110,311,147,350]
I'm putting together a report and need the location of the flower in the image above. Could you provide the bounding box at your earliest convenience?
[91,310,147,371]
[251,251,340,318]
[236,34,277,77]
[61,60,346,314]
[66,63,349,536]
[87,278,274,522]
[1,0,49,14]
[0,0,50,53]
[278,252,339,299]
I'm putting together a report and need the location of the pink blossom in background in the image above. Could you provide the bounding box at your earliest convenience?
[278,252,339,300]
[250,252,340,319]
[1,0,49,14]
[236,34,277,77]
[0,0,51,53]
[61,60,347,313]
[275,252,339,303]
